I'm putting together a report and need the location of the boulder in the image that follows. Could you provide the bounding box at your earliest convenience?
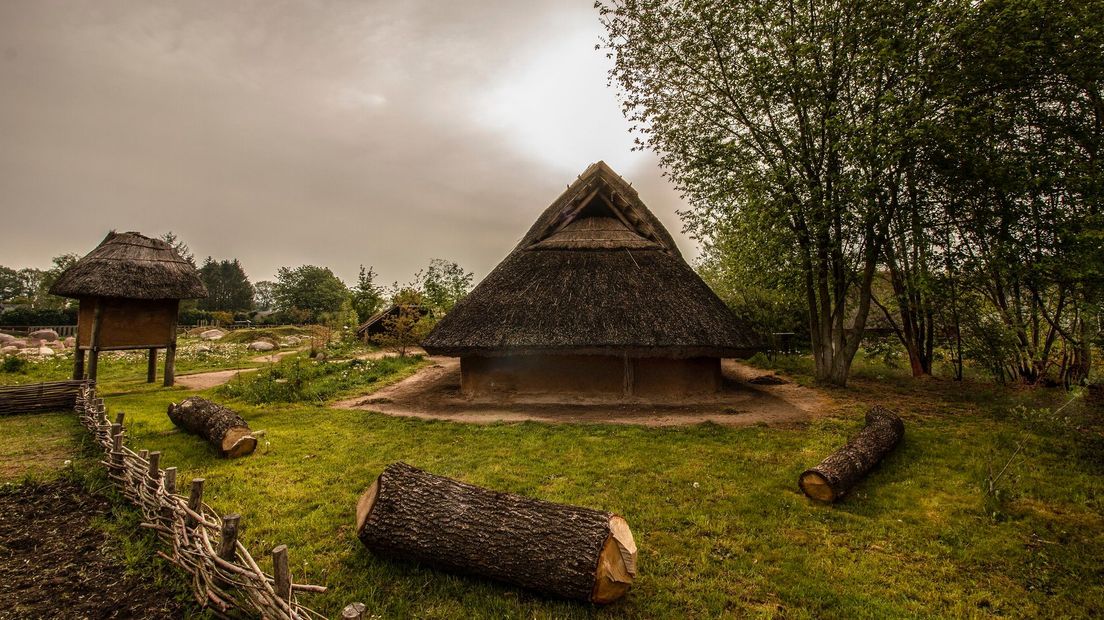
[0,346,17,355]
[37,346,55,356]
[6,340,26,349]
[0,333,15,344]
[280,336,301,346]
[25,338,43,348]
[28,329,59,342]
[64,336,76,347]
[247,341,276,352]
[200,329,227,341]
[194,345,212,353]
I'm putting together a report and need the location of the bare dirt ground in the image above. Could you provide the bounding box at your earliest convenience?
[0,479,188,619]
[334,357,829,427]
[174,367,258,391]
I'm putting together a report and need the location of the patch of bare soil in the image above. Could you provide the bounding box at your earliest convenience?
[174,367,258,390]
[334,357,829,427]
[0,479,188,619]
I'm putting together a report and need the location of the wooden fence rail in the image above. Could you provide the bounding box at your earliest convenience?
[0,325,79,338]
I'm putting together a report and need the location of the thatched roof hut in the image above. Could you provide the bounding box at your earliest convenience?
[423,162,763,398]
[51,231,206,386]
[357,304,430,340]
[50,231,207,300]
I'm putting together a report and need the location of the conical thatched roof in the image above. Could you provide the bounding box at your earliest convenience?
[50,231,207,300]
[422,162,764,358]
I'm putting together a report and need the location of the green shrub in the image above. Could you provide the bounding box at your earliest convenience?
[1,356,28,373]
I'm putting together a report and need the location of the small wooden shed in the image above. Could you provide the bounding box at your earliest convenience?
[49,231,207,386]
[422,162,764,399]
[356,304,430,341]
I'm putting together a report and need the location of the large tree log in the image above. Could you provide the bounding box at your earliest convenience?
[167,397,256,458]
[799,406,904,502]
[355,462,637,604]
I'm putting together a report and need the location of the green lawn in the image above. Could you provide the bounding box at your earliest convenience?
[1,351,1101,618]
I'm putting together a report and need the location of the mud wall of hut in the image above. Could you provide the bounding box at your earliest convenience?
[459,355,722,398]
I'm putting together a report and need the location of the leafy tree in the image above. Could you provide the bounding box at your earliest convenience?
[273,265,350,323]
[600,0,956,385]
[416,259,473,314]
[253,280,276,310]
[0,266,24,303]
[351,265,385,323]
[161,231,196,267]
[197,258,254,312]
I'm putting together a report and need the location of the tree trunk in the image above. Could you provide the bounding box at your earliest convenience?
[799,406,904,502]
[355,462,637,604]
[167,397,256,458]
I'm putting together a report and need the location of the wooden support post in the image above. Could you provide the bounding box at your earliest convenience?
[73,347,86,380]
[88,299,103,383]
[186,478,205,528]
[164,306,178,387]
[218,514,241,562]
[622,354,634,397]
[341,603,367,619]
[272,544,292,606]
[114,411,125,426]
[147,348,157,383]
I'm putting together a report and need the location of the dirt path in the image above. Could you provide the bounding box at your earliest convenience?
[174,368,258,390]
[334,357,829,427]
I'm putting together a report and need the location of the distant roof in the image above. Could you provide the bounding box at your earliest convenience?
[356,304,429,336]
[423,162,764,358]
[50,231,207,300]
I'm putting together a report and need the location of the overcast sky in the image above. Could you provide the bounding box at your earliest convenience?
[0,0,695,286]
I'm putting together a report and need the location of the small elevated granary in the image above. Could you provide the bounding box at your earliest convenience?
[50,231,207,386]
[422,162,763,399]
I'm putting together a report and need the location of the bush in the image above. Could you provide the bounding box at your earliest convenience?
[1,356,28,373]
[0,307,77,326]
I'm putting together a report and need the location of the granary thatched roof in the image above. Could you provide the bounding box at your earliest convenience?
[50,231,207,300]
[356,304,430,337]
[422,162,764,358]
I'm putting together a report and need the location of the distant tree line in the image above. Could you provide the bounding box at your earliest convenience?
[601,0,1102,387]
[1,230,475,333]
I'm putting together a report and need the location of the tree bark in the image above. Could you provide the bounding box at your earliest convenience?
[167,397,256,458]
[355,462,637,604]
[799,406,904,502]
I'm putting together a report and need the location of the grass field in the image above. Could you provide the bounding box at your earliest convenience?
[1,347,1101,618]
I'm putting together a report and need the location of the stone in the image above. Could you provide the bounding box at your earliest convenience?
[0,333,15,344]
[0,346,17,355]
[64,336,76,347]
[37,346,55,356]
[6,339,26,349]
[280,336,301,346]
[200,329,226,341]
[247,341,276,352]
[194,345,212,353]
[28,329,59,342]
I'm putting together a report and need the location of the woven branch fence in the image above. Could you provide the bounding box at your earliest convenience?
[0,380,86,415]
[72,383,346,619]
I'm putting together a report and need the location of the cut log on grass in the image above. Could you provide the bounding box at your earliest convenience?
[799,406,904,502]
[167,397,256,458]
[355,462,637,604]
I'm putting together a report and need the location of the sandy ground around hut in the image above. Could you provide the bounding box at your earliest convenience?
[334,357,828,427]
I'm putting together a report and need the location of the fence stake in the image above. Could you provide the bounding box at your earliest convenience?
[163,467,177,495]
[115,411,125,426]
[218,514,241,562]
[272,544,292,605]
[147,451,161,483]
[342,602,367,619]
[186,479,205,528]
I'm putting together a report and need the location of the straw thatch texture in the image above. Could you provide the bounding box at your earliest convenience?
[50,231,207,300]
[423,162,763,358]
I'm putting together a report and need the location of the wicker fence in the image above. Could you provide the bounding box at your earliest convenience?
[72,383,335,619]
[0,380,86,415]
